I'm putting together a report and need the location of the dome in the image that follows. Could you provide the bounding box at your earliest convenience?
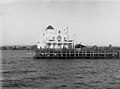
[46,25,54,29]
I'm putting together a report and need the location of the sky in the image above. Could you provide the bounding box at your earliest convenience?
[0,0,120,46]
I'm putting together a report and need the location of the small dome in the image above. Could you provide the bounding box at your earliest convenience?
[46,25,54,29]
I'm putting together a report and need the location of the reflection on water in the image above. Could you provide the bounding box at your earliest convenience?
[1,50,120,89]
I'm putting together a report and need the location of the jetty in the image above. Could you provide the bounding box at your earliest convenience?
[34,26,120,59]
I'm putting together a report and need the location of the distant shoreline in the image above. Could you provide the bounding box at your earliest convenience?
[0,45,120,52]
[0,45,37,50]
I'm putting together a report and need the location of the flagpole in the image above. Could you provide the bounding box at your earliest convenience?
[67,27,68,41]
[74,34,76,49]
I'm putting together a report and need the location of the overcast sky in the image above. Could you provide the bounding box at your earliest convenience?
[0,0,120,46]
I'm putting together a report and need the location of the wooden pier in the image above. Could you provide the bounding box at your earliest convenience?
[34,49,120,59]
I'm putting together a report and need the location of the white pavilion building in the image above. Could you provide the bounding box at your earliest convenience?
[37,25,75,49]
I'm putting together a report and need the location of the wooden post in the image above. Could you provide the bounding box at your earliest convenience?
[78,51,80,58]
[75,51,76,58]
[73,50,75,58]
[104,51,106,59]
[53,50,55,58]
[98,51,100,59]
[113,51,115,58]
[89,51,91,59]
[44,51,46,58]
[78,51,79,58]
[66,51,67,59]
[113,51,115,59]
[56,51,58,58]
[119,51,120,59]
[82,51,84,58]
[69,51,71,58]
[93,51,94,59]
[117,51,119,59]
[85,51,86,58]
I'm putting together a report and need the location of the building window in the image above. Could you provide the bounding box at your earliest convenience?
[64,37,66,41]
[53,37,55,40]
[57,35,62,42]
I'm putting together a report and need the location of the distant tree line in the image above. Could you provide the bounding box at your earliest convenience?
[0,45,37,50]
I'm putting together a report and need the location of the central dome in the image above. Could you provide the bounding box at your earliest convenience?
[46,25,54,29]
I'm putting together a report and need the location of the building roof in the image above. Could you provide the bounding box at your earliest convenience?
[46,25,54,29]
[75,44,86,48]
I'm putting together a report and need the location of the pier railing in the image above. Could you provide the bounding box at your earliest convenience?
[34,48,120,59]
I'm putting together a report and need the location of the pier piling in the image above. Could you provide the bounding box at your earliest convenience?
[35,49,120,59]
[119,51,120,59]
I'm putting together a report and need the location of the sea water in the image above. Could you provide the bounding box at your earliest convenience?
[1,50,120,89]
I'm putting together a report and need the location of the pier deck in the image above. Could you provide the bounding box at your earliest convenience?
[34,49,120,59]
